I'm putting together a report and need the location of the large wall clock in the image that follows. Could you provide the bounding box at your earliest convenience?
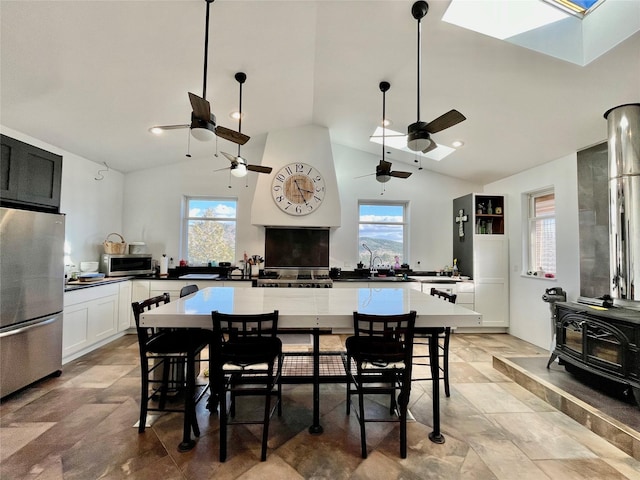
[271,163,326,216]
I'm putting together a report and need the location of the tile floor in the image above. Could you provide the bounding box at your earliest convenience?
[1,332,640,479]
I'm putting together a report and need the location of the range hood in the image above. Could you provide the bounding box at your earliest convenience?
[250,125,341,227]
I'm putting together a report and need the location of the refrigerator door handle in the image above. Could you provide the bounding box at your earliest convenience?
[0,316,60,338]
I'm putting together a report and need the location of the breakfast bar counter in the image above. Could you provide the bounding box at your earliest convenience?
[140,286,482,449]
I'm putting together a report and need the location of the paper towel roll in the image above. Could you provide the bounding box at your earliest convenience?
[160,256,169,277]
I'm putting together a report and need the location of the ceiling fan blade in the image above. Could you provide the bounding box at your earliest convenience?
[355,172,376,179]
[215,126,250,145]
[379,159,392,171]
[220,151,238,163]
[422,141,438,153]
[247,165,273,174]
[213,166,231,173]
[151,124,189,131]
[369,133,406,139]
[390,171,412,179]
[188,92,211,121]
[425,109,466,134]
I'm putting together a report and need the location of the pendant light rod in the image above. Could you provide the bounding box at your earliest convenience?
[235,71,246,157]
[202,0,214,100]
[412,1,429,122]
[379,81,390,162]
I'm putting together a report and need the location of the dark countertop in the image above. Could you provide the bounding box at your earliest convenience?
[65,276,132,292]
[64,275,250,292]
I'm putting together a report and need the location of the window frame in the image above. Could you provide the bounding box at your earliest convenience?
[523,187,556,277]
[182,196,238,266]
[357,200,409,268]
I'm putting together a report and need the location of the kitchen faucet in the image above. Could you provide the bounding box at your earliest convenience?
[371,256,383,275]
[362,243,373,272]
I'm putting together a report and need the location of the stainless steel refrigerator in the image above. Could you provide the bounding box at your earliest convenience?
[1,207,65,398]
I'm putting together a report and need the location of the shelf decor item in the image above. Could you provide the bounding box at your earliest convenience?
[103,233,126,254]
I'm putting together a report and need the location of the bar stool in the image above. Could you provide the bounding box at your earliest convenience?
[132,293,210,451]
[211,310,283,462]
[412,288,457,396]
[344,310,416,458]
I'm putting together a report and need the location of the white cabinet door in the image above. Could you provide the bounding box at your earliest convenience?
[475,281,509,327]
[118,281,132,331]
[62,303,90,357]
[89,295,118,342]
[149,280,187,301]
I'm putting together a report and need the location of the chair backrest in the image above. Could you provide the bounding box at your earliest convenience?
[430,288,457,304]
[211,310,280,367]
[352,311,417,366]
[131,293,171,346]
[211,310,279,341]
[180,284,199,298]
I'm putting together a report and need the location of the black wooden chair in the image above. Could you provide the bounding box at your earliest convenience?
[211,310,283,462]
[344,310,416,459]
[132,293,210,451]
[180,284,199,298]
[412,288,457,397]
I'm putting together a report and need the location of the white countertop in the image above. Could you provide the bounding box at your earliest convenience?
[140,286,482,330]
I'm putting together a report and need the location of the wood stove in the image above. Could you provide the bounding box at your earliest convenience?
[549,302,640,407]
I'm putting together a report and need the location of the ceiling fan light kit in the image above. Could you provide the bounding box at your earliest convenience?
[405,1,466,154]
[407,122,432,152]
[149,0,248,147]
[230,161,247,177]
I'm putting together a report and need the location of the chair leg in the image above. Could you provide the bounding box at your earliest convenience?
[399,385,410,459]
[178,353,197,452]
[159,358,171,410]
[443,328,451,397]
[357,374,367,459]
[261,384,272,461]
[219,377,228,462]
[139,357,150,433]
[345,354,352,415]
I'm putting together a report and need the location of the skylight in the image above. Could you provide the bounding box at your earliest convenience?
[369,127,455,162]
[442,0,639,66]
[442,0,570,40]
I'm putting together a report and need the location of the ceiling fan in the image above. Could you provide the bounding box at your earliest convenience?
[358,81,412,183]
[149,0,248,146]
[218,72,272,177]
[406,1,466,153]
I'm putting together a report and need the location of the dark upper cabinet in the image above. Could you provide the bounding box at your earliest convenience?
[1,135,62,212]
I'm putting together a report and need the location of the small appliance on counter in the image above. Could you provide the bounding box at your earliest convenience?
[100,253,153,277]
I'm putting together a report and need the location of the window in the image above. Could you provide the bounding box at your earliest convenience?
[526,189,556,275]
[358,202,407,268]
[183,197,237,266]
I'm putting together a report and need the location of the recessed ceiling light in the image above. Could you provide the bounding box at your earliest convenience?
[230,111,242,120]
[382,119,392,127]
[452,140,464,148]
[149,127,163,135]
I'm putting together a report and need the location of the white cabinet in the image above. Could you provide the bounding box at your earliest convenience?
[118,281,132,331]
[63,283,120,362]
[453,193,509,328]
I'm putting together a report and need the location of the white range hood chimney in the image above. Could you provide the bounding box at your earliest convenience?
[251,125,341,227]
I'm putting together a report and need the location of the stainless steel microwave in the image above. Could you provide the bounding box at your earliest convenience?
[100,254,153,277]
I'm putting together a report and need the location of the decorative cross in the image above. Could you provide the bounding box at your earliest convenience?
[455,209,468,237]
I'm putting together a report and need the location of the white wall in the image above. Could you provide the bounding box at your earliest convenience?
[121,131,481,269]
[485,153,580,350]
[1,126,124,270]
[331,144,481,269]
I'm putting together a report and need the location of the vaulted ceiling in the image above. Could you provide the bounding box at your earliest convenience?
[1,0,638,184]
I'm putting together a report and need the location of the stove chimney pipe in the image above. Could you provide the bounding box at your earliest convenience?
[604,103,640,304]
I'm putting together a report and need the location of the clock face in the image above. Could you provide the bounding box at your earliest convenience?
[271,163,326,216]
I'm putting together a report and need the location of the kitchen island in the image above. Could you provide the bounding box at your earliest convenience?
[141,286,482,450]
